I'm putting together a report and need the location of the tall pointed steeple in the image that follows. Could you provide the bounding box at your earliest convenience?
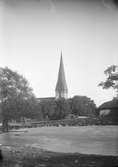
[55,52,68,99]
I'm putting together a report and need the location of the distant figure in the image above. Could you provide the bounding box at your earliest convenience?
[0,149,3,161]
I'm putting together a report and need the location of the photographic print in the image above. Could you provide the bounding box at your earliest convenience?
[0,0,118,166]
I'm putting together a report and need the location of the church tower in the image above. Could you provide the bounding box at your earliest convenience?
[55,52,68,99]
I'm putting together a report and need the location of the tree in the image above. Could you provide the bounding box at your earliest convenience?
[0,67,37,131]
[70,96,96,117]
[39,99,71,120]
[99,65,118,97]
[55,99,71,120]
[40,100,56,120]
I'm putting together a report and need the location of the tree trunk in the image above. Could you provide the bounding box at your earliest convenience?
[2,119,9,132]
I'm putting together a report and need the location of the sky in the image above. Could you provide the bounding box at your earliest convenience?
[0,0,118,106]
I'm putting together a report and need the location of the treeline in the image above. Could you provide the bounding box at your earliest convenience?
[39,96,96,121]
[0,67,96,131]
[0,67,40,131]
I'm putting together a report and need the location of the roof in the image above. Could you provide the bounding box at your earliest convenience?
[98,99,118,110]
[37,97,55,102]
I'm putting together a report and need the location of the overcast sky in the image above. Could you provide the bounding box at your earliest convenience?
[0,0,118,106]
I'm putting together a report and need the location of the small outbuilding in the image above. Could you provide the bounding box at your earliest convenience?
[98,99,118,121]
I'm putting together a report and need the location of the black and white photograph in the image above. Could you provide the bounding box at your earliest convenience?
[0,0,118,166]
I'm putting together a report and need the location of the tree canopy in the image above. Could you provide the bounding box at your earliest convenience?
[38,96,96,120]
[0,67,38,131]
[70,96,96,117]
[99,65,118,97]
[39,98,71,120]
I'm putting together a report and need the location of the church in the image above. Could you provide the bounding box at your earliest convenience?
[38,52,68,102]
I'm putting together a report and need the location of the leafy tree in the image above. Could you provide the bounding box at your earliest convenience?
[55,99,71,120]
[99,65,118,97]
[70,96,96,117]
[0,67,37,131]
[40,100,56,120]
[14,96,42,120]
[39,99,71,120]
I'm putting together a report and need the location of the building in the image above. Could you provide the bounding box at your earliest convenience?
[98,99,118,121]
[55,52,68,99]
[38,52,68,102]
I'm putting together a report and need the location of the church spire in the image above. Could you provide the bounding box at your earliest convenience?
[55,52,68,99]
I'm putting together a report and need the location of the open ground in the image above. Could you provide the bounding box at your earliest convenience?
[0,126,118,167]
[0,126,118,156]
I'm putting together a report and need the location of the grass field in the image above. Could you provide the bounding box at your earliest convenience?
[0,126,118,156]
